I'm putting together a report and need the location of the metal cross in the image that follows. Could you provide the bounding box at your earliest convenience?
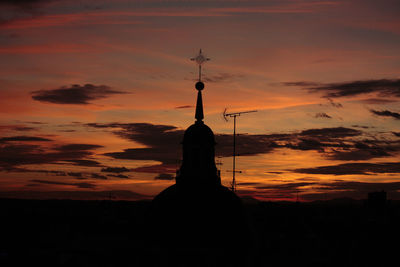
[190,49,210,81]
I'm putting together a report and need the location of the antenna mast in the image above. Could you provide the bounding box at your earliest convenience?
[224,109,257,192]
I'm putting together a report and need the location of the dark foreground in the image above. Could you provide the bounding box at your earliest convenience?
[1,198,399,266]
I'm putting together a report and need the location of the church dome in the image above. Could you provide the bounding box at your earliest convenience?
[183,122,215,146]
[175,79,219,184]
[150,51,250,265]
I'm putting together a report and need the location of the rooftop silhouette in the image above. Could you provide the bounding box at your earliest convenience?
[150,54,250,266]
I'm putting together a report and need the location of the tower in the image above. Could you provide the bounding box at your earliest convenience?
[149,50,249,266]
[176,80,221,186]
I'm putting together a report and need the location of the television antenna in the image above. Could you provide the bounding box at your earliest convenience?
[223,108,257,192]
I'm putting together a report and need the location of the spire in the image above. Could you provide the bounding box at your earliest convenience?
[175,49,219,185]
[190,49,209,123]
[195,81,204,122]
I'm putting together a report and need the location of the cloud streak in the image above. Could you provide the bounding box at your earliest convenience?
[293,162,400,175]
[0,136,52,142]
[314,112,332,119]
[29,179,96,189]
[0,142,102,168]
[31,84,126,104]
[286,79,400,98]
[101,167,130,173]
[89,122,400,165]
[238,180,400,201]
[370,109,400,120]
[154,173,174,180]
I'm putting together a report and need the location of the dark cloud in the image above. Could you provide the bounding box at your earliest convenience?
[0,0,51,21]
[370,109,400,120]
[6,168,119,181]
[256,182,316,191]
[293,162,400,175]
[25,183,40,187]
[63,159,103,167]
[326,138,400,161]
[329,149,390,161]
[0,144,46,167]
[154,173,175,180]
[0,135,52,142]
[327,98,343,108]
[285,138,327,151]
[91,173,107,180]
[283,81,320,87]
[175,105,193,109]
[105,148,180,165]
[67,172,83,178]
[29,179,96,189]
[55,143,103,151]
[313,79,400,98]
[53,144,103,167]
[0,0,50,8]
[286,79,400,98]
[131,164,177,174]
[87,121,399,165]
[31,84,126,104]
[359,98,399,104]
[58,129,76,132]
[283,127,362,153]
[237,180,400,201]
[101,166,130,173]
[295,177,320,181]
[393,132,400,137]
[201,73,244,83]
[0,0,53,32]
[0,125,27,132]
[14,127,37,131]
[236,182,262,186]
[351,125,371,129]
[90,122,399,166]
[314,112,332,119]
[309,79,400,97]
[215,133,279,157]
[108,174,130,179]
[25,121,47,125]
[88,123,184,165]
[0,125,37,132]
[299,127,361,138]
[0,142,102,168]
[9,167,66,176]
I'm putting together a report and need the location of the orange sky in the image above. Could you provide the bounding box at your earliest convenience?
[1,0,400,201]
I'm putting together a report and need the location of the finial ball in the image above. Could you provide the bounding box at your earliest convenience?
[195,81,204,91]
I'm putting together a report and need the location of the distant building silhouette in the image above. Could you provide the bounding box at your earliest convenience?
[150,80,250,266]
[367,190,387,208]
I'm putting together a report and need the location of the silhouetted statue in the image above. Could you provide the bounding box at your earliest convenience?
[150,81,250,266]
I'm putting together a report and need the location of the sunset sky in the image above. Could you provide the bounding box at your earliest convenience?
[1,0,400,201]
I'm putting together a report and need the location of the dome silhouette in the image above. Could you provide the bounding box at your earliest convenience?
[149,75,250,266]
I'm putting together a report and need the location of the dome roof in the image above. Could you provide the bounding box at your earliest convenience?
[183,121,215,146]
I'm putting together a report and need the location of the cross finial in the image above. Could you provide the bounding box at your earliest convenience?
[190,49,210,81]
[190,49,209,123]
